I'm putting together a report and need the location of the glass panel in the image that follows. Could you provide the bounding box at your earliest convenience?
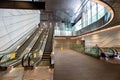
[87,1,91,25]
[98,4,105,19]
[91,3,97,23]
[92,3,97,16]
[74,20,82,31]
[54,1,110,36]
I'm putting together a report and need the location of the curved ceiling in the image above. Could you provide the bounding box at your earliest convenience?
[39,0,85,22]
[10,0,86,22]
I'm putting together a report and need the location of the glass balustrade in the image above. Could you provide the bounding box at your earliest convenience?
[54,1,111,36]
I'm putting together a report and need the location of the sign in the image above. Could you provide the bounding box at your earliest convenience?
[34,52,37,58]
[10,52,16,59]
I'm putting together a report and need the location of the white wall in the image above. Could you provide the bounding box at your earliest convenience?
[0,9,40,52]
[84,25,120,47]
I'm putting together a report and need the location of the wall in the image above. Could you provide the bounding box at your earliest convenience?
[54,37,76,49]
[0,9,40,53]
[84,25,120,47]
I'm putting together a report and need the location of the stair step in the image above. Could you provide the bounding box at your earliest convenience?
[44,51,51,54]
[42,57,50,59]
[43,55,50,57]
[42,58,50,61]
[43,54,50,56]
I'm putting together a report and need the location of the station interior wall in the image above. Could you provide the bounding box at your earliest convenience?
[0,9,40,53]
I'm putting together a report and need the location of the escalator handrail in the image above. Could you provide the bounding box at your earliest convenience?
[29,28,45,53]
[112,48,118,55]
[95,46,104,56]
[0,54,10,64]
[15,28,38,54]
[0,55,5,64]
[32,57,41,67]
[0,31,36,63]
[107,48,115,54]
[0,27,37,64]
[28,52,33,66]
[0,29,37,66]
[10,58,21,66]
[0,27,45,67]
[28,52,41,67]
[14,28,37,52]
[0,28,38,65]
[22,53,28,67]
[23,28,49,67]
[21,28,43,67]
[0,27,37,53]
[28,28,48,67]
[22,52,33,67]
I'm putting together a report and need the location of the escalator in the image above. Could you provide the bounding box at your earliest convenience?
[42,26,54,67]
[22,26,54,69]
[97,47,117,59]
[106,48,116,58]
[22,27,49,69]
[0,27,43,71]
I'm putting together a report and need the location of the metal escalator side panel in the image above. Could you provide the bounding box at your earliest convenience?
[28,28,48,67]
[30,28,46,52]
[0,55,5,64]
[22,53,29,67]
[0,54,11,66]
[16,28,39,58]
[1,28,40,68]
[28,53,33,67]
[114,48,118,55]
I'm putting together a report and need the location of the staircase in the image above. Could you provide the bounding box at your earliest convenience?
[41,26,54,66]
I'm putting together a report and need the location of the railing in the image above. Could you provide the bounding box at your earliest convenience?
[73,10,111,36]
[85,47,120,58]
[70,44,85,53]
[22,28,49,68]
[0,26,37,54]
[85,47,100,58]
[28,28,48,67]
[22,52,32,67]
[0,28,38,67]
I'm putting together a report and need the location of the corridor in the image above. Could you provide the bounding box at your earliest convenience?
[54,49,120,80]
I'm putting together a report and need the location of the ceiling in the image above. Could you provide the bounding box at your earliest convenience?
[38,0,85,22]
[12,0,86,22]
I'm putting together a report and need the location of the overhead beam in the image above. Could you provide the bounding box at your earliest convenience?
[72,13,82,26]
[0,1,45,10]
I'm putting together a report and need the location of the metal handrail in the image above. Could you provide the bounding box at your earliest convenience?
[0,28,38,66]
[0,28,37,59]
[0,26,36,53]
[25,28,49,67]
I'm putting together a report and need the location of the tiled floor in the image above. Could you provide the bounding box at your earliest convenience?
[0,68,24,80]
[106,55,120,64]
[101,57,120,64]
[0,67,53,80]
[1,48,120,80]
[54,48,120,80]
[23,67,53,80]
